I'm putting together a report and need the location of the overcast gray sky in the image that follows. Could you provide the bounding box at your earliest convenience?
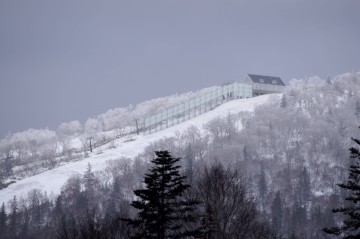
[0,0,359,138]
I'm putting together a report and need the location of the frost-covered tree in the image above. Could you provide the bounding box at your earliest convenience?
[98,107,131,131]
[6,128,58,162]
[181,126,208,161]
[85,118,102,136]
[0,134,13,159]
[58,120,82,138]
[204,116,236,148]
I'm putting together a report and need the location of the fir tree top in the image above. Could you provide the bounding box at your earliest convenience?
[127,150,201,239]
[323,133,360,238]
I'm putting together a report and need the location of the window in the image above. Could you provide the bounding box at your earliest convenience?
[272,80,277,84]
[259,78,264,83]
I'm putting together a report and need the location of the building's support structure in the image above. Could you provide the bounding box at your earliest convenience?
[139,82,253,134]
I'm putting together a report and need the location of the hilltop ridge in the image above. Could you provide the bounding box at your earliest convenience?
[0,94,274,205]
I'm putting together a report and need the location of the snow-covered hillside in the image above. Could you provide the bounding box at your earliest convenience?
[0,94,274,205]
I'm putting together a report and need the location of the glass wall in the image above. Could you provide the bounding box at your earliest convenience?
[252,83,285,96]
[141,82,253,133]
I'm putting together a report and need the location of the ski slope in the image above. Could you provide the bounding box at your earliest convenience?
[0,94,275,205]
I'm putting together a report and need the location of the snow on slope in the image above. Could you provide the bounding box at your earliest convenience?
[0,94,274,205]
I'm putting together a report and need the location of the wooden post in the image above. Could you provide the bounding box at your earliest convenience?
[88,137,93,153]
[135,119,140,135]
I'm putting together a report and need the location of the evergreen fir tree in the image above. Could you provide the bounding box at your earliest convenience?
[4,155,13,178]
[323,133,360,238]
[355,101,360,119]
[280,94,288,108]
[53,194,64,222]
[83,163,97,192]
[0,203,7,236]
[111,176,124,211]
[271,191,283,235]
[19,207,29,238]
[289,231,297,239]
[299,167,311,205]
[126,150,201,239]
[9,196,18,237]
[82,163,98,206]
[243,145,249,161]
[326,76,332,85]
[291,200,307,231]
[258,167,267,208]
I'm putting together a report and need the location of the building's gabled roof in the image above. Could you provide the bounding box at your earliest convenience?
[246,74,285,86]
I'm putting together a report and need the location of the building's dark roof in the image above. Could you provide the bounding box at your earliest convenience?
[247,74,285,86]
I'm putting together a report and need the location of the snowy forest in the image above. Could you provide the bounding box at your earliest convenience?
[0,72,360,239]
[0,85,217,183]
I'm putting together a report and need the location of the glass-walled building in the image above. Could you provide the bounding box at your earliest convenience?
[242,74,285,96]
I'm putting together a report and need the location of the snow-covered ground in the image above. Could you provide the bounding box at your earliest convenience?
[0,95,274,205]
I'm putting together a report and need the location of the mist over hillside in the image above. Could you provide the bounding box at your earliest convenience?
[0,72,360,238]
